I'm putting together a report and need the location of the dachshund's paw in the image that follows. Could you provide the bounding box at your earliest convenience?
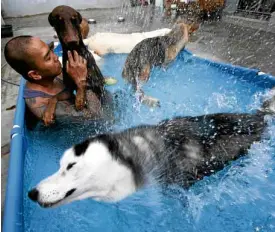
[75,94,86,111]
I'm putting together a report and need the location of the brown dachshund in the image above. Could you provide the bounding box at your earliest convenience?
[48,5,105,111]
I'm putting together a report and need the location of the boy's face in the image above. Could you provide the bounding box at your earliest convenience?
[28,37,62,80]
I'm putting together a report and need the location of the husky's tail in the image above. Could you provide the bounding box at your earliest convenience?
[258,87,275,115]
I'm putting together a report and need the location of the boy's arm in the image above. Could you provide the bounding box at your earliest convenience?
[25,91,71,126]
[25,97,73,119]
[25,97,47,120]
[25,89,102,125]
[25,97,56,126]
[42,91,72,126]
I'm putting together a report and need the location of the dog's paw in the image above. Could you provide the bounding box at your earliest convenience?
[141,95,160,108]
[75,94,86,111]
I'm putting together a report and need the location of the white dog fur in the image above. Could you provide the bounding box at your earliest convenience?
[84,28,172,55]
[56,28,171,67]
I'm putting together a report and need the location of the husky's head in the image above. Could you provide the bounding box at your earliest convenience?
[28,134,137,208]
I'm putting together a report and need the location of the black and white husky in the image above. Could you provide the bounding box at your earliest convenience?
[28,92,275,208]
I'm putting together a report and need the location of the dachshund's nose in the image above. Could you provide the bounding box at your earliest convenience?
[28,188,39,202]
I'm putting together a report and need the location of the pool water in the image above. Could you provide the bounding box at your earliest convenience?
[24,51,275,232]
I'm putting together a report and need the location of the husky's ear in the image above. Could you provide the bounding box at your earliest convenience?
[96,134,119,153]
[74,140,90,156]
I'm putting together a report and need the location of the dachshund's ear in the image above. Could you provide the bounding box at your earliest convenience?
[48,13,55,27]
[77,12,82,24]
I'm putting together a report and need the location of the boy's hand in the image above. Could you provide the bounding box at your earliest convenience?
[66,50,87,89]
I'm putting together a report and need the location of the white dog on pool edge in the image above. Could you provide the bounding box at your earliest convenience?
[56,28,172,68]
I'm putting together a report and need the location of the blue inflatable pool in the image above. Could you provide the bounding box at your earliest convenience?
[3,45,275,232]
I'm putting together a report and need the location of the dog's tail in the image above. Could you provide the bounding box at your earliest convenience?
[175,18,200,33]
[174,20,199,44]
[257,87,275,115]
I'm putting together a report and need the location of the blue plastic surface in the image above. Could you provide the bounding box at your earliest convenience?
[3,78,26,232]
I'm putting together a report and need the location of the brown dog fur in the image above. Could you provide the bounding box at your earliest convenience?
[122,21,199,107]
[48,6,106,114]
[79,18,89,39]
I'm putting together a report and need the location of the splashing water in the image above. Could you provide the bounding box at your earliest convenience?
[24,51,275,232]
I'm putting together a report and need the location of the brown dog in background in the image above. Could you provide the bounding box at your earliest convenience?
[122,20,199,107]
[79,18,89,39]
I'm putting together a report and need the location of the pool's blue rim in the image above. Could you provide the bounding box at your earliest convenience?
[2,47,275,232]
[3,77,26,232]
[184,49,275,82]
